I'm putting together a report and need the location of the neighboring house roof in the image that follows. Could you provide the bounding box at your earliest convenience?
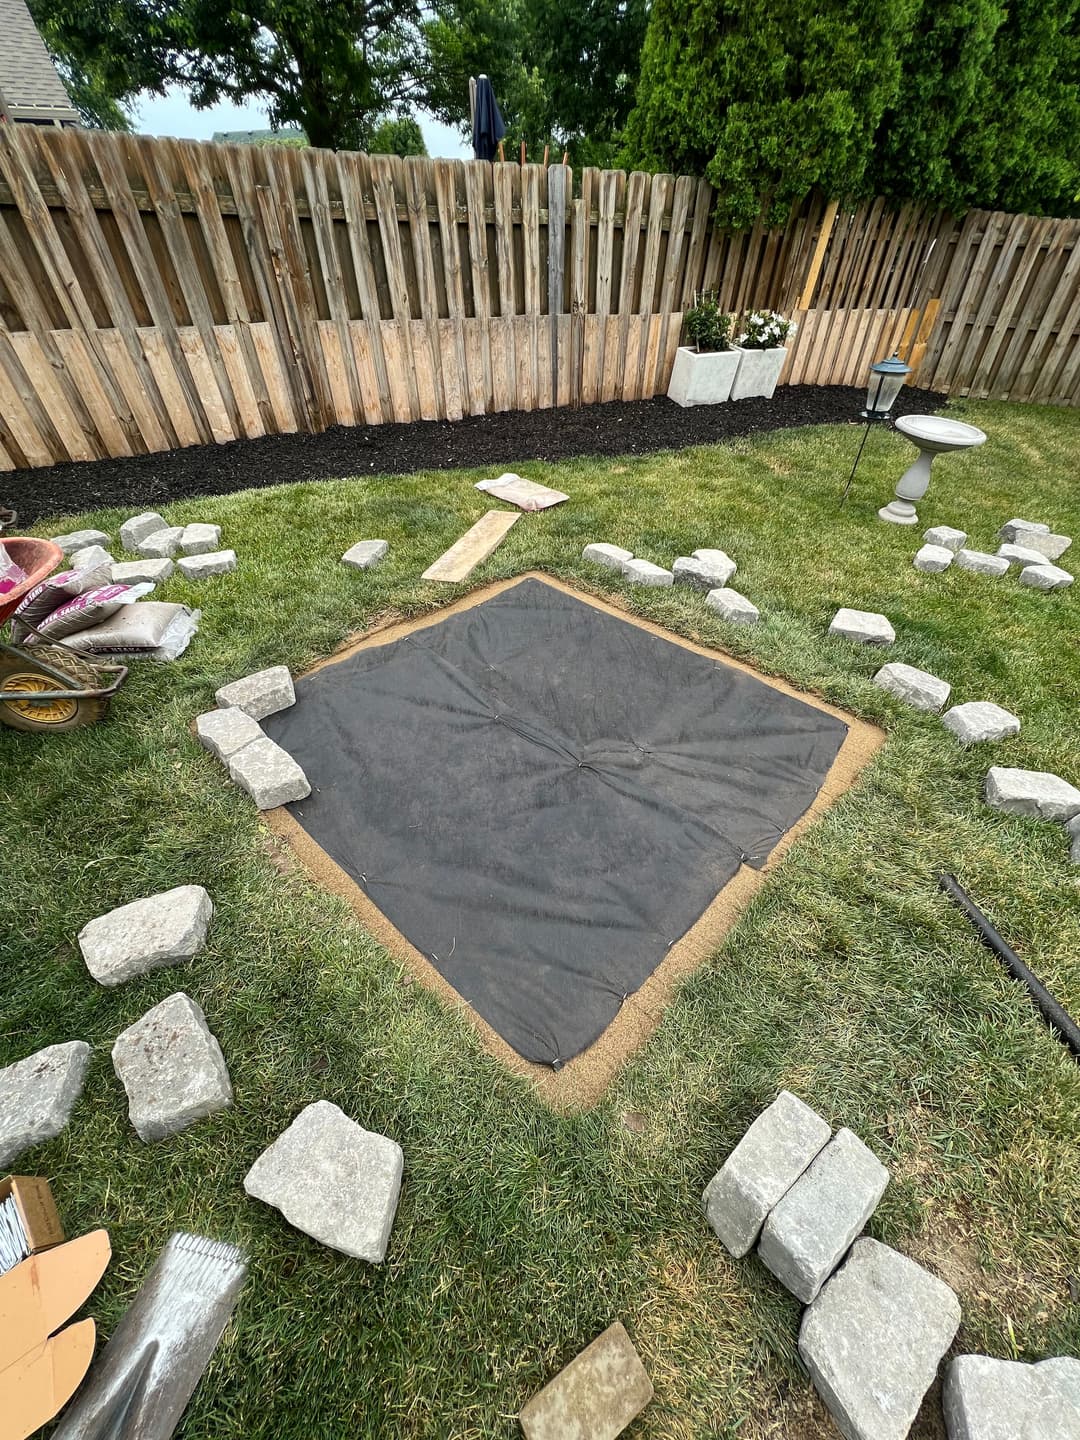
[0,0,80,125]
[211,129,306,145]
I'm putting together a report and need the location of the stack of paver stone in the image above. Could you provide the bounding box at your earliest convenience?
[702,1091,1080,1439]
[119,510,237,579]
[195,665,309,809]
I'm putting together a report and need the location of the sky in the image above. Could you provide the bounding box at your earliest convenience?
[133,87,471,158]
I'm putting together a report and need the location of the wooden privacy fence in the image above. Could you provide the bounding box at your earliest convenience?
[0,126,1078,471]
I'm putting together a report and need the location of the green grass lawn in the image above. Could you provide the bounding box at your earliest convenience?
[3,397,1079,1439]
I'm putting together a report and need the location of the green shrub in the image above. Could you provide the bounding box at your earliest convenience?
[683,292,733,352]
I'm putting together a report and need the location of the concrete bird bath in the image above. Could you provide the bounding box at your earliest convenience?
[878,414,987,525]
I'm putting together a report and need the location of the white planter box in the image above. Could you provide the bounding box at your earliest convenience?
[667,346,741,407]
[730,345,787,401]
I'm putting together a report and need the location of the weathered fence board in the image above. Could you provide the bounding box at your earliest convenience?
[0,126,1078,470]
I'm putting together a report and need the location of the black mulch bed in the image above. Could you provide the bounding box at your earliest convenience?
[7,383,946,527]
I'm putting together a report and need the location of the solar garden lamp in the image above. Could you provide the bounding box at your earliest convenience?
[839,353,912,507]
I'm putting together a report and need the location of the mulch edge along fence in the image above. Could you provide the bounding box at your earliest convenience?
[0,125,1077,474]
[6,385,947,527]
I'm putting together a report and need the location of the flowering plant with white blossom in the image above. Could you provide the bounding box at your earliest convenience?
[736,310,797,350]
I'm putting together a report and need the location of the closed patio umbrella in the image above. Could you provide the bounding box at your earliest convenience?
[471,74,505,161]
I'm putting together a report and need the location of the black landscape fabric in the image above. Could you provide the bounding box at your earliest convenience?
[264,579,848,1066]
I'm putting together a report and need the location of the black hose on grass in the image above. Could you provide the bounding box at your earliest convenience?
[938,872,1080,1060]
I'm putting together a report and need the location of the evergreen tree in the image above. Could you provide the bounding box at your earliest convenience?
[626,0,919,226]
[626,0,1080,221]
[954,0,1080,216]
[870,0,1080,216]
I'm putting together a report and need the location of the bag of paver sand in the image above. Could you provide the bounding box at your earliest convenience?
[64,602,201,661]
[24,583,154,645]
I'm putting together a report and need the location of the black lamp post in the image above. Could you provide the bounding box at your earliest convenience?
[840,352,912,505]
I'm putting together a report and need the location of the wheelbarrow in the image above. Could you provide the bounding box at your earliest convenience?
[0,538,128,733]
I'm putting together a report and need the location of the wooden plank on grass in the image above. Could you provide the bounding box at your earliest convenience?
[422,510,520,583]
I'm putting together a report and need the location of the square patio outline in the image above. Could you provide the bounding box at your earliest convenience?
[263,573,885,1108]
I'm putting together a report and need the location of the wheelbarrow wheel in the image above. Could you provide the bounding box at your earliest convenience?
[0,646,111,733]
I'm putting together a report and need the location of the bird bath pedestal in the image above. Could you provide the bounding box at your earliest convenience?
[879,415,987,525]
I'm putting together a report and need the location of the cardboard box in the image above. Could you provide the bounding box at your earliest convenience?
[0,1228,110,1440]
[0,1176,65,1257]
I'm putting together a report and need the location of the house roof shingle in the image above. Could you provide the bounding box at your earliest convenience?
[0,0,80,124]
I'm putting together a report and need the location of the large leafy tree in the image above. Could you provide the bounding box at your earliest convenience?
[423,0,647,162]
[164,0,428,150]
[532,0,646,136]
[28,0,169,129]
[31,0,647,160]
[29,0,428,149]
[368,115,428,157]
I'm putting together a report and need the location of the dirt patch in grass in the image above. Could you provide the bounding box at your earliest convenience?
[911,1209,1067,1335]
[7,384,944,527]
